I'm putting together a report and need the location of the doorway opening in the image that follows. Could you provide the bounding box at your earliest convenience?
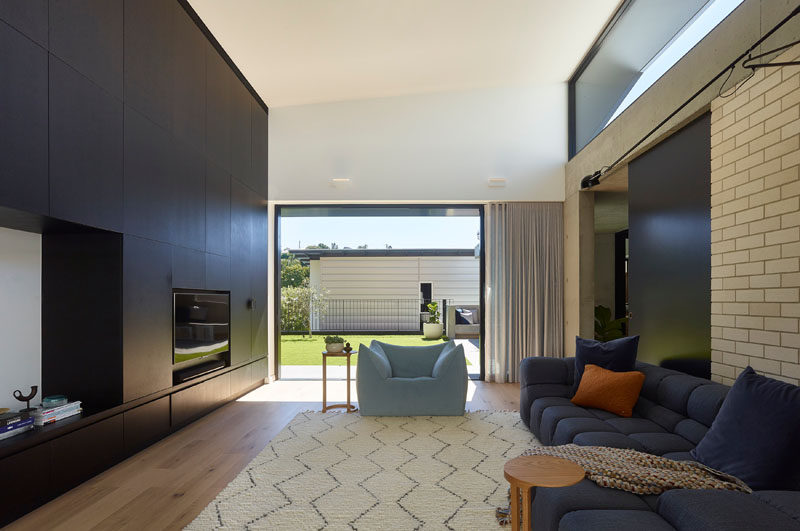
[274,205,484,380]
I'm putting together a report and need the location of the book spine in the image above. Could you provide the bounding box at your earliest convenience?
[34,409,82,426]
[35,401,82,418]
[0,424,34,441]
[0,418,34,433]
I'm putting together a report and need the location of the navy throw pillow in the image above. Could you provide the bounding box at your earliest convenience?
[691,367,800,490]
[574,335,639,393]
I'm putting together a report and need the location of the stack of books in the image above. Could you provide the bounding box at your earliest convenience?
[0,412,34,441]
[33,401,82,426]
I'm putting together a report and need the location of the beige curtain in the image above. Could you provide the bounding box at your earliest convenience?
[485,202,564,382]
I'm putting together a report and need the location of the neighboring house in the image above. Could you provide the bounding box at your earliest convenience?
[288,248,479,332]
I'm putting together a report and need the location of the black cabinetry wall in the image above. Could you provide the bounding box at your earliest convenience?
[0,0,269,408]
[0,1,269,523]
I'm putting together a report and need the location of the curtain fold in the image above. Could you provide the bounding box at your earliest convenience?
[485,202,564,383]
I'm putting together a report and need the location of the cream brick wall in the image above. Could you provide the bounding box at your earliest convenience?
[711,43,800,386]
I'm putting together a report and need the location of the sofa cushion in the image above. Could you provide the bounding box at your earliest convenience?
[686,383,728,426]
[634,397,685,432]
[571,364,645,417]
[673,418,708,445]
[372,340,442,378]
[573,432,646,452]
[574,336,639,392]
[605,417,666,435]
[530,397,573,439]
[559,509,676,531]
[629,433,694,456]
[540,405,595,445]
[533,479,652,531]
[691,367,800,491]
[657,489,800,531]
[752,491,800,523]
[552,418,618,445]
[656,374,707,416]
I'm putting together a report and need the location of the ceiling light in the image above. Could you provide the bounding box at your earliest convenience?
[488,178,506,188]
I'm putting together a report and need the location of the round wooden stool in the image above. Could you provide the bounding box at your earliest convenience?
[503,455,585,530]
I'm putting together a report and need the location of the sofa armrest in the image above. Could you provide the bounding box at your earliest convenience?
[432,342,464,378]
[519,356,575,427]
[359,343,392,380]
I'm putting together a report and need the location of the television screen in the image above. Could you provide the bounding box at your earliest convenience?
[173,291,230,364]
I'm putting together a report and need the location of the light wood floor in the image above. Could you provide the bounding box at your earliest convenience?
[7,379,519,531]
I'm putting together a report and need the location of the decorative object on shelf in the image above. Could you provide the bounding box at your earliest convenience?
[324,335,345,353]
[422,302,443,339]
[13,386,38,413]
[42,395,68,408]
[343,342,353,353]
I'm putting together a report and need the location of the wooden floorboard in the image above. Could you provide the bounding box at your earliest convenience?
[6,379,519,531]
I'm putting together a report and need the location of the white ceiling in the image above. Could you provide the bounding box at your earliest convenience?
[188,0,621,108]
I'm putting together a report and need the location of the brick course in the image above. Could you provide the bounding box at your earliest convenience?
[711,43,800,386]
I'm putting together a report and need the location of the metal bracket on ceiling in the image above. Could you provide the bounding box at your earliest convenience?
[742,38,800,70]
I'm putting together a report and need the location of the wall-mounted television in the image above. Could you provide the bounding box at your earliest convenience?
[173,291,230,365]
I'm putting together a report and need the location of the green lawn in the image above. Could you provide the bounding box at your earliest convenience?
[280,334,461,365]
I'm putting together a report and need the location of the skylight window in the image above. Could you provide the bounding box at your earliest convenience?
[569,0,744,157]
[605,0,744,126]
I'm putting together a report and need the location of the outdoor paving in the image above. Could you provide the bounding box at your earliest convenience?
[280,339,481,380]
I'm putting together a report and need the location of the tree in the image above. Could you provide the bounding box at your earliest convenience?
[280,280,329,336]
[280,255,309,288]
[306,243,330,249]
[357,244,368,249]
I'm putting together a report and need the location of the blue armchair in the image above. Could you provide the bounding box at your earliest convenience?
[356,340,468,416]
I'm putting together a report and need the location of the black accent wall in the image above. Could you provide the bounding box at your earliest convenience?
[0,2,268,522]
[628,113,710,365]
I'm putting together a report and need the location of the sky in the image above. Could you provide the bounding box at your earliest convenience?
[281,216,480,250]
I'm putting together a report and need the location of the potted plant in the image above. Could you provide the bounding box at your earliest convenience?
[422,302,443,339]
[324,335,346,353]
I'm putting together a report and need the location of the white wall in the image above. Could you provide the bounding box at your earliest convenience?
[269,84,567,202]
[0,227,41,410]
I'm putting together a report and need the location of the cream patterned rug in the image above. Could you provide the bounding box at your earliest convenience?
[187,411,539,530]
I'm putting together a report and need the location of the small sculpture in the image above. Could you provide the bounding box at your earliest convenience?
[13,386,38,413]
[344,342,353,353]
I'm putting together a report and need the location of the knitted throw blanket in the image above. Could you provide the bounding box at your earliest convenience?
[521,444,752,495]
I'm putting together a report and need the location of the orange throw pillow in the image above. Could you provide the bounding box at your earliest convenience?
[571,363,645,417]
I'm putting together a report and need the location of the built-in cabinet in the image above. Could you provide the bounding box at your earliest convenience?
[0,0,269,525]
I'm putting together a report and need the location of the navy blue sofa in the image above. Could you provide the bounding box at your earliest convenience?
[520,356,800,531]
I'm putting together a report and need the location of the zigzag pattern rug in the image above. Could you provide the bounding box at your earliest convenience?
[186,411,539,530]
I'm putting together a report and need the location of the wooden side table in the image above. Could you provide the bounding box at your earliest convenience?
[322,350,358,413]
[503,455,584,531]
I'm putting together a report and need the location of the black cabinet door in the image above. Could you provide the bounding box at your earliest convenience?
[123,235,173,402]
[230,179,253,366]
[48,0,123,99]
[123,396,170,455]
[49,56,123,231]
[123,0,174,131]
[206,161,231,256]
[171,372,230,427]
[123,107,173,242]
[205,44,231,172]
[171,140,205,250]
[51,415,124,494]
[251,102,268,198]
[0,0,47,46]
[0,442,51,527]
[230,80,251,186]
[251,192,268,361]
[172,245,205,289]
[172,2,206,153]
[0,21,48,214]
[206,252,230,292]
